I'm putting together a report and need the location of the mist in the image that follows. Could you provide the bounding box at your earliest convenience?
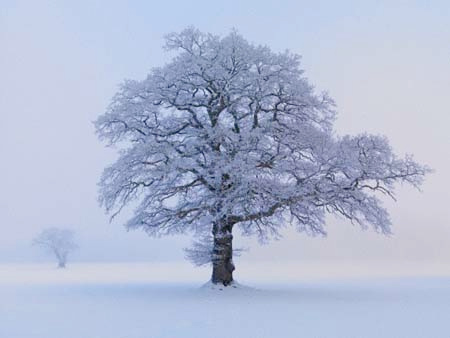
[1,0,449,276]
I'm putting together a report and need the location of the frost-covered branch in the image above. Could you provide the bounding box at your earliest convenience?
[184,234,244,266]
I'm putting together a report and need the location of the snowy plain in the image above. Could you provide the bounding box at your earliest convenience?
[1,262,450,338]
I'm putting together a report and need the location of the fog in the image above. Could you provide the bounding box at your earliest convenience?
[1,0,449,275]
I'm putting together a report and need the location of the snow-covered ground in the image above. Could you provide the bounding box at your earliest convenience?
[1,262,450,338]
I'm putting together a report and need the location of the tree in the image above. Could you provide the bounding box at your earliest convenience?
[33,227,78,268]
[96,28,430,286]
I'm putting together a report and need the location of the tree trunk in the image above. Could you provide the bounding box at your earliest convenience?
[211,221,235,286]
[54,250,66,268]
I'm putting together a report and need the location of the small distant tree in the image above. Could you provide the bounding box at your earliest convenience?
[96,28,430,286]
[33,228,78,268]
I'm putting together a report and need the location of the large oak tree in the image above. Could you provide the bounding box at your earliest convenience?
[96,28,429,286]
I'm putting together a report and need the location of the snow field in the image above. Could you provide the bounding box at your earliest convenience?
[1,263,450,338]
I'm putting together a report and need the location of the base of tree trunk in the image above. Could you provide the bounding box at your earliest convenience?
[200,280,254,292]
[211,262,234,286]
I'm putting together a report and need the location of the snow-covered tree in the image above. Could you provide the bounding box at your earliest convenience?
[96,28,430,286]
[32,228,78,268]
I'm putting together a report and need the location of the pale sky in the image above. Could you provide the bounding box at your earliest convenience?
[1,0,449,272]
